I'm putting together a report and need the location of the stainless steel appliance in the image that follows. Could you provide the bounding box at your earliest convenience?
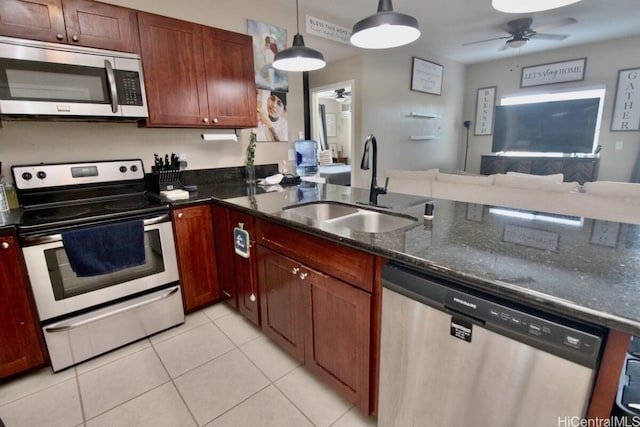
[13,159,182,372]
[379,262,604,427]
[0,36,148,118]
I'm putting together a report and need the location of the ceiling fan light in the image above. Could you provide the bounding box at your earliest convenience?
[507,38,528,48]
[273,33,326,72]
[491,0,582,13]
[350,0,420,49]
[335,96,346,103]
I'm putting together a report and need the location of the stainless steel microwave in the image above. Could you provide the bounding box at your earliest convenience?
[0,36,148,119]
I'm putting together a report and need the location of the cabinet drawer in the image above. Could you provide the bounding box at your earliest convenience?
[256,219,374,292]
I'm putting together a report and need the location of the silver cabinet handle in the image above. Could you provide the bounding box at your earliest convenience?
[71,34,79,42]
[213,117,219,123]
[177,212,184,219]
[299,272,308,280]
[1,241,9,249]
[104,59,118,114]
[203,118,209,123]
[292,267,300,275]
[56,33,64,40]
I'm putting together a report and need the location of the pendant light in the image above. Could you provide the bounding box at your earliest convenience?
[492,0,582,13]
[272,0,326,72]
[350,0,420,49]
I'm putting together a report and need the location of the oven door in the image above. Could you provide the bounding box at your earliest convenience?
[22,218,178,322]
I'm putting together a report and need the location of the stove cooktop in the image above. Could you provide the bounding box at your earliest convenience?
[18,194,169,234]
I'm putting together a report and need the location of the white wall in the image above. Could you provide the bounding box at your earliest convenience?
[311,48,466,187]
[464,35,640,182]
[0,0,303,179]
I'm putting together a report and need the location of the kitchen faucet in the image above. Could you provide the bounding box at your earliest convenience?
[360,134,389,206]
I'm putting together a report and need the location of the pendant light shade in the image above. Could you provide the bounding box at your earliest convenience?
[492,0,582,13]
[350,0,420,49]
[272,0,326,72]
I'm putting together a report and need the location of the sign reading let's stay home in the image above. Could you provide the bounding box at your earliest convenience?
[520,58,586,88]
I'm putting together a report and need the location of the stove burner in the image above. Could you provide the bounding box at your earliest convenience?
[105,198,152,211]
[35,206,92,221]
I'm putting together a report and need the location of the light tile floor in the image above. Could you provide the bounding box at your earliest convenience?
[0,303,378,427]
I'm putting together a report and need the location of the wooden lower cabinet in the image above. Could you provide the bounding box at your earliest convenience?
[172,204,220,312]
[211,204,260,326]
[257,246,304,361]
[303,265,372,411]
[256,218,378,414]
[0,230,46,379]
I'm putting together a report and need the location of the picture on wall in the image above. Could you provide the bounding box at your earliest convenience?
[247,19,289,92]
[256,89,288,142]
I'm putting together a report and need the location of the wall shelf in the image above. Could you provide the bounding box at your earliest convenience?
[409,135,438,141]
[409,112,440,118]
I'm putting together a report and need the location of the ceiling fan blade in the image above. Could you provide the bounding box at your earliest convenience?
[462,36,509,46]
[532,17,577,33]
[532,33,569,41]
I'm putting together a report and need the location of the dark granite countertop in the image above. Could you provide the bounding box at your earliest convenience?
[200,181,640,336]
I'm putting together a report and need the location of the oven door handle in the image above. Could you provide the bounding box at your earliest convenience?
[20,214,170,246]
[44,286,180,333]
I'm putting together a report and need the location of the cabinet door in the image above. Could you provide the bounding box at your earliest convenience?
[202,27,257,128]
[172,205,220,312]
[0,0,66,42]
[211,205,237,308]
[303,269,371,412]
[61,0,137,52]
[0,232,46,378]
[137,12,209,127]
[230,209,260,326]
[257,246,304,362]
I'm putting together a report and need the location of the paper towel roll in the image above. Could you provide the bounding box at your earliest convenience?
[201,133,238,142]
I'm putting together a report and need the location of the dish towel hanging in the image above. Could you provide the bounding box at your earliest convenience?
[62,220,145,277]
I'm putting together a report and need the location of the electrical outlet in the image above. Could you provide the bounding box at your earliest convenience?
[288,149,295,161]
[615,140,624,150]
[590,220,620,248]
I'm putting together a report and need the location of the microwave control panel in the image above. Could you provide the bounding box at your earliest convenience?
[115,70,144,106]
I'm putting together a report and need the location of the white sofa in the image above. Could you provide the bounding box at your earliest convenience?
[383,169,640,224]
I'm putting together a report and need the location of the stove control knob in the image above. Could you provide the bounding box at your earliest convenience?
[130,165,138,172]
[119,166,127,173]
[37,171,47,180]
[22,172,33,181]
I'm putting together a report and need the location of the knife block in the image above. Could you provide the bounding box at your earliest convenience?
[150,167,182,192]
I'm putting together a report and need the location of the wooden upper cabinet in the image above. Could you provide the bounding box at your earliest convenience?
[137,12,257,128]
[203,27,257,128]
[0,0,137,52]
[137,12,209,127]
[0,0,66,43]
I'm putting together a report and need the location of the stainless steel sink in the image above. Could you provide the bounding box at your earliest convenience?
[282,201,418,233]
[325,210,417,233]
[282,201,359,221]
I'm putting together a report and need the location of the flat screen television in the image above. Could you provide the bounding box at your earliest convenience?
[491,98,600,154]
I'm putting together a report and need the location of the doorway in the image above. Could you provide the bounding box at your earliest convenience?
[310,80,354,185]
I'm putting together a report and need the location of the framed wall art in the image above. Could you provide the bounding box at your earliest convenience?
[520,58,586,88]
[411,57,443,95]
[474,86,496,136]
[611,67,640,131]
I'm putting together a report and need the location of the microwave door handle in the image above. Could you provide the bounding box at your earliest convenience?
[104,59,118,114]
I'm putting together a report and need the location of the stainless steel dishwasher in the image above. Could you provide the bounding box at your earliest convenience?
[378,262,605,427]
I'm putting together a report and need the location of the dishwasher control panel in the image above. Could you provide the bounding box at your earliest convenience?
[382,262,604,369]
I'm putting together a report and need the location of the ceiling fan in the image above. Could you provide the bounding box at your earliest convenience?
[463,17,577,50]
[335,88,351,103]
